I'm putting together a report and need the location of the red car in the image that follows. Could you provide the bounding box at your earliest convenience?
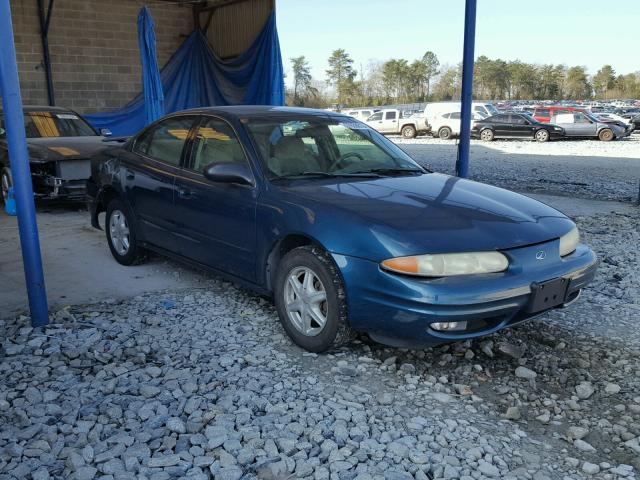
[533,106,587,123]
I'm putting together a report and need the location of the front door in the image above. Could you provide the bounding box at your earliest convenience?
[173,116,258,281]
[123,115,197,251]
[508,114,536,137]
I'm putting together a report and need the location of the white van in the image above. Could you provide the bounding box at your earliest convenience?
[423,102,498,126]
[345,108,379,121]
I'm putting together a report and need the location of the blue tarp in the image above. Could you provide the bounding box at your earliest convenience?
[137,6,164,125]
[86,12,284,136]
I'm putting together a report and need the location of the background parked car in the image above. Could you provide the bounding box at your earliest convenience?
[344,108,379,122]
[472,113,565,142]
[532,105,587,123]
[365,109,429,138]
[0,106,111,204]
[551,112,627,141]
[431,111,486,139]
[423,101,498,129]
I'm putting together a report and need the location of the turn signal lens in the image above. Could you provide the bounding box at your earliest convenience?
[381,252,509,277]
[559,227,580,257]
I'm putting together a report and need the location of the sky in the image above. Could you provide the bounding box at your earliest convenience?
[276,0,640,87]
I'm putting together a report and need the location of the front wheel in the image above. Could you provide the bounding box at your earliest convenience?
[401,125,417,139]
[274,246,354,352]
[105,197,146,266]
[1,167,12,205]
[535,129,550,142]
[598,129,614,141]
[480,129,494,141]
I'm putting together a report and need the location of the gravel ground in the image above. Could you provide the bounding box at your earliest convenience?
[1,208,639,480]
[394,135,640,202]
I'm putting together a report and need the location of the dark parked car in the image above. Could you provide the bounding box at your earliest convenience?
[88,106,597,352]
[471,113,565,142]
[0,106,111,204]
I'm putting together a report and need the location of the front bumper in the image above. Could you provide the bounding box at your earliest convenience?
[334,241,598,347]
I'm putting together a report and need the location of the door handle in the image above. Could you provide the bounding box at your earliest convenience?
[177,187,196,199]
[125,170,135,180]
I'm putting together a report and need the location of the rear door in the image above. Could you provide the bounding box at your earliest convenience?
[380,110,399,133]
[172,115,258,281]
[122,115,197,251]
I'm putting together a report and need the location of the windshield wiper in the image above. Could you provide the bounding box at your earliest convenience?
[349,167,425,176]
[278,171,383,179]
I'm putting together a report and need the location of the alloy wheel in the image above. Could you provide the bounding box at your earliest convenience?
[480,129,493,141]
[536,130,549,142]
[109,209,130,256]
[284,266,328,337]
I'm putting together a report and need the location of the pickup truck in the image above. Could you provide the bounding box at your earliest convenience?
[364,109,430,138]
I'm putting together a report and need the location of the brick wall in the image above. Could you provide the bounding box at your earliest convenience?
[9,0,192,113]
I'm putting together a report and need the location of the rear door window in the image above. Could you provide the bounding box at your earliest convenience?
[385,111,397,120]
[133,116,196,166]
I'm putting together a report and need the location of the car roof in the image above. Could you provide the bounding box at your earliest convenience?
[179,105,347,119]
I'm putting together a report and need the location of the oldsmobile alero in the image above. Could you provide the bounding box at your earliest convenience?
[88,106,598,352]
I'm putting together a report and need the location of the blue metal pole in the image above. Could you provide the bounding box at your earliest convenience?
[456,0,477,178]
[0,0,49,327]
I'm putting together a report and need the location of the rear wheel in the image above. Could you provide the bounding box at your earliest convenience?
[274,245,354,352]
[438,127,452,140]
[535,129,550,142]
[598,128,614,141]
[105,197,146,265]
[1,168,12,205]
[480,129,494,141]
[401,125,417,139]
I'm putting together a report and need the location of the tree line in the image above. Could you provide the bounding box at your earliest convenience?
[287,50,640,108]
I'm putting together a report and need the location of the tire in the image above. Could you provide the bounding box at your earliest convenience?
[438,127,452,140]
[105,197,146,266]
[1,167,12,206]
[598,128,614,141]
[274,245,354,353]
[535,129,550,142]
[401,125,417,139]
[480,129,494,141]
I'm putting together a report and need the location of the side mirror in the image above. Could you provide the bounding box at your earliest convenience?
[100,128,112,137]
[0,127,5,138]
[203,162,253,186]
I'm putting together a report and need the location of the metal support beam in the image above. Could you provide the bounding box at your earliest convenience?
[455,0,477,178]
[0,0,49,327]
[37,0,55,106]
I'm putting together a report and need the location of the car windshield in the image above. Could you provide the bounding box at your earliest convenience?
[0,111,97,139]
[244,117,424,179]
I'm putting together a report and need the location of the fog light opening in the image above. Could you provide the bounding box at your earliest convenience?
[430,321,468,332]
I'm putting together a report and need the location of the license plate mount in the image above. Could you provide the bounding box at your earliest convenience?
[527,277,569,313]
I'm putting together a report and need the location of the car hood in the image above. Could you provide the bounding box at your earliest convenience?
[276,173,574,259]
[24,136,108,162]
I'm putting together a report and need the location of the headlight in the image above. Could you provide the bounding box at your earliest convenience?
[381,252,509,277]
[559,227,580,257]
[554,126,562,131]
